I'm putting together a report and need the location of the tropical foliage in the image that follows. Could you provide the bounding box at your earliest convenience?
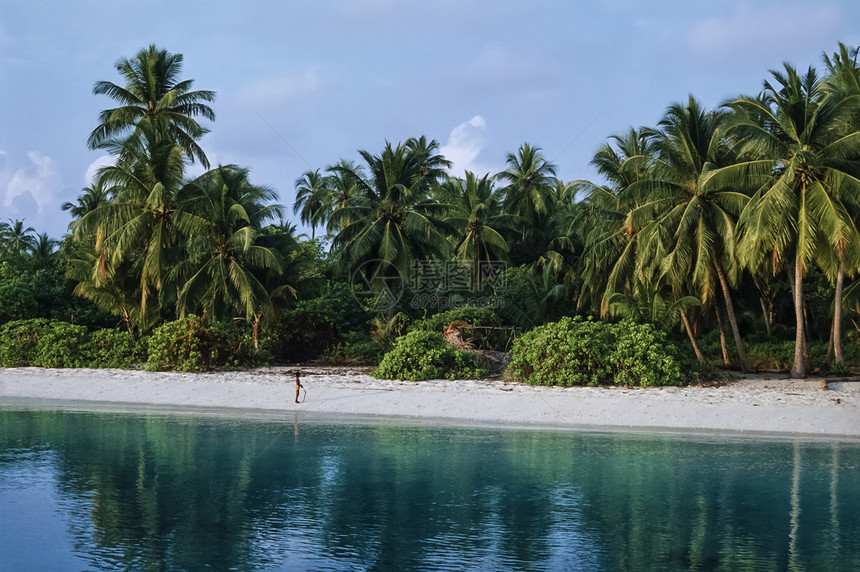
[3,43,860,379]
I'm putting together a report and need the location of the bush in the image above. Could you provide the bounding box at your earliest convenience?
[318,330,382,366]
[32,321,91,368]
[507,317,684,387]
[86,329,145,368]
[0,319,145,369]
[373,330,487,381]
[0,318,53,367]
[610,321,684,387]
[146,316,254,372]
[266,282,373,362]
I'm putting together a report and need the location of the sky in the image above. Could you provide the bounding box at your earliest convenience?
[1,0,859,238]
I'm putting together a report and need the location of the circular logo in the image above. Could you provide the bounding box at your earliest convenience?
[350,259,405,313]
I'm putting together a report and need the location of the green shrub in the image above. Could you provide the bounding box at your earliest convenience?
[32,321,91,368]
[507,317,684,387]
[0,318,53,367]
[610,321,684,387]
[267,282,373,361]
[146,316,253,372]
[0,319,143,369]
[86,329,145,368]
[507,317,613,386]
[319,330,382,366]
[373,330,487,381]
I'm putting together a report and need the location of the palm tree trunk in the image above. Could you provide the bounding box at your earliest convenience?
[760,297,772,337]
[790,254,806,378]
[825,321,834,366]
[713,261,751,372]
[714,306,731,367]
[252,315,260,350]
[680,310,705,364]
[122,306,133,335]
[834,261,845,365]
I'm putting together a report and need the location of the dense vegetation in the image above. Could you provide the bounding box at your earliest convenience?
[2,44,860,382]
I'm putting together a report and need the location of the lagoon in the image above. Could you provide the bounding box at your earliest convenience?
[1,406,859,571]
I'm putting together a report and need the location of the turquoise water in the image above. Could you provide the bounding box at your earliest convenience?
[1,406,859,571]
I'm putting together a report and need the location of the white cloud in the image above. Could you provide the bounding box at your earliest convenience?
[84,155,115,186]
[3,151,59,214]
[686,2,841,58]
[237,69,321,109]
[440,115,493,178]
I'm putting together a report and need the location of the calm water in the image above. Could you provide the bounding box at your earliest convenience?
[1,406,859,571]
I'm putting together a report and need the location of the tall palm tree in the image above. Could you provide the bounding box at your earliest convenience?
[329,140,453,279]
[76,131,188,324]
[321,160,365,235]
[175,166,283,339]
[630,97,752,370]
[0,219,37,256]
[820,43,860,366]
[31,233,58,262]
[293,169,330,239]
[441,172,512,288]
[443,172,510,261]
[87,45,215,167]
[572,128,657,315]
[718,64,860,377]
[497,143,558,226]
[62,180,113,231]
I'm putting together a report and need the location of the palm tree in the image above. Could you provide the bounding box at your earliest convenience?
[175,166,283,342]
[719,64,860,377]
[87,45,215,167]
[441,172,511,281]
[329,140,453,280]
[405,135,452,183]
[75,131,188,324]
[62,180,113,234]
[31,233,58,261]
[497,143,558,226]
[629,97,752,370]
[0,219,38,256]
[820,43,860,367]
[66,243,140,333]
[607,273,702,334]
[293,169,330,239]
[572,128,657,315]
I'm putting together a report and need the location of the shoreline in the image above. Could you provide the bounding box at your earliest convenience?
[1,367,859,438]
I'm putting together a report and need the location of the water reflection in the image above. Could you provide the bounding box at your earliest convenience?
[1,409,859,570]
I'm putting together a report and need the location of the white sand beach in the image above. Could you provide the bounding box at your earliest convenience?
[1,366,858,437]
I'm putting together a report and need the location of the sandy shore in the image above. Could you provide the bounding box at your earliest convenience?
[1,366,859,437]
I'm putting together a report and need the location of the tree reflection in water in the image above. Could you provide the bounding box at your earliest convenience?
[1,408,859,570]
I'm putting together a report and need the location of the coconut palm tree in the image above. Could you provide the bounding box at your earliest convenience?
[820,43,860,367]
[497,143,558,227]
[75,131,188,324]
[66,243,140,333]
[175,166,283,335]
[572,128,657,315]
[442,172,511,271]
[87,45,215,167]
[62,181,113,220]
[293,169,330,239]
[718,63,860,377]
[629,97,752,370]
[329,140,453,280]
[0,219,37,256]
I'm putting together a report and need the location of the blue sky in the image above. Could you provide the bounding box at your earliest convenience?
[1,0,858,238]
